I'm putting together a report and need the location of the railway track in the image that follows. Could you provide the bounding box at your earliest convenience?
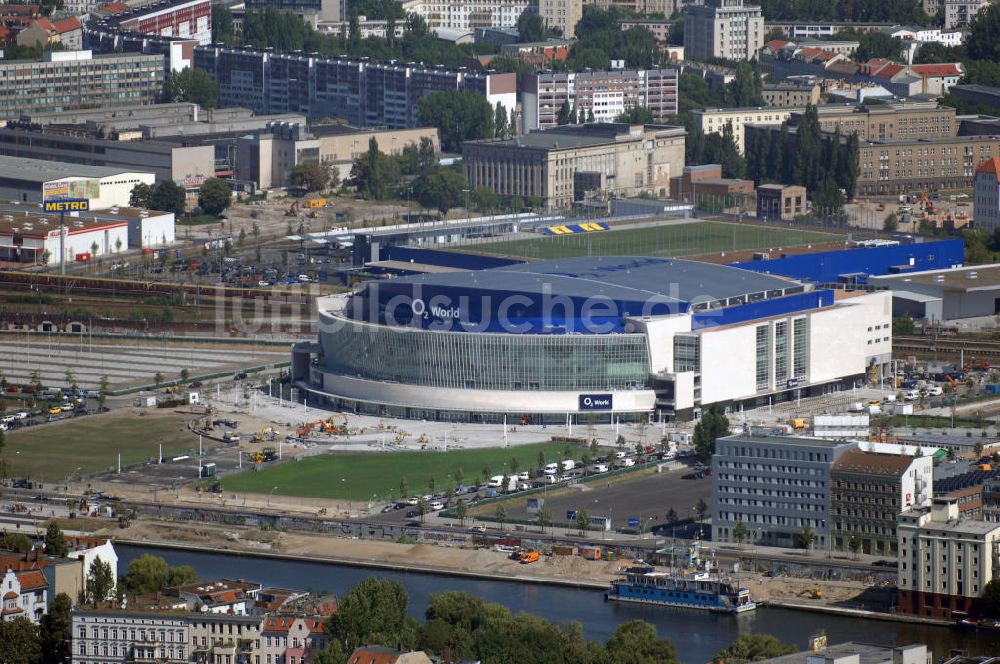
[894,335,1000,358]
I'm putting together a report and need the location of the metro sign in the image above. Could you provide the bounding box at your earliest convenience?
[44,199,90,212]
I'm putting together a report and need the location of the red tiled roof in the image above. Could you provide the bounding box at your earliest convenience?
[51,16,78,32]
[3,591,17,600]
[98,2,128,12]
[911,63,962,77]
[977,157,1000,180]
[764,39,791,49]
[263,616,295,632]
[17,570,47,592]
[303,618,325,634]
[348,648,402,664]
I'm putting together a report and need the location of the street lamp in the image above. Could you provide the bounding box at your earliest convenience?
[267,486,278,507]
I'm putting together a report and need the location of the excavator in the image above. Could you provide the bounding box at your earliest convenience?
[252,427,277,443]
[296,414,350,437]
[798,586,822,599]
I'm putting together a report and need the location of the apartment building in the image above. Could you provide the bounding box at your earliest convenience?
[521,69,679,132]
[692,106,796,153]
[73,612,190,664]
[684,0,764,62]
[830,450,933,555]
[974,157,1000,235]
[897,498,1000,619]
[462,123,685,209]
[944,0,989,29]
[463,123,686,210]
[187,614,262,663]
[762,82,820,108]
[794,102,958,142]
[712,435,859,549]
[193,46,517,129]
[402,0,532,30]
[538,0,581,38]
[0,50,164,121]
[246,0,343,22]
[746,123,1000,195]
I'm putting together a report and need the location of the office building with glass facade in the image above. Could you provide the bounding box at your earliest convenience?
[292,256,893,422]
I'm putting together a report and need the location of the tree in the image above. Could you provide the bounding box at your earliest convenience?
[605,620,679,664]
[44,523,67,557]
[153,372,164,389]
[495,505,507,529]
[537,509,550,532]
[417,91,494,153]
[162,68,219,108]
[966,3,1000,63]
[455,500,468,526]
[472,186,499,211]
[86,558,115,606]
[132,181,186,216]
[695,498,708,521]
[716,633,796,661]
[797,525,816,549]
[536,451,545,471]
[198,178,232,216]
[665,507,678,524]
[693,404,729,463]
[400,478,409,498]
[733,521,748,546]
[0,616,41,664]
[557,100,573,125]
[211,3,236,44]
[290,163,332,193]
[180,368,190,383]
[412,166,468,215]
[326,578,417,652]
[121,554,194,596]
[984,578,1000,618]
[615,106,655,124]
[574,508,590,534]
[0,533,32,554]
[517,12,546,42]
[417,497,429,523]
[724,60,763,107]
[848,531,862,559]
[40,592,71,664]
[883,212,898,232]
[98,375,109,410]
[493,102,509,139]
[351,139,400,200]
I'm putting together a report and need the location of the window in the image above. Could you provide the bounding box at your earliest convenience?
[755,325,771,390]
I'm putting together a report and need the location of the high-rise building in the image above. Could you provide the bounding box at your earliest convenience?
[193,46,517,129]
[684,0,764,62]
[538,0,582,39]
[974,157,1000,235]
[0,50,164,120]
[944,0,989,29]
[521,69,679,132]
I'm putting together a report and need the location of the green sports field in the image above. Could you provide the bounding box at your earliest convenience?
[466,220,841,260]
[221,442,576,500]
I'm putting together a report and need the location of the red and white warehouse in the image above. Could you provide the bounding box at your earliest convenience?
[117,0,212,46]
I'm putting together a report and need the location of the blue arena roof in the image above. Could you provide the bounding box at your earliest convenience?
[376,256,802,303]
[348,256,813,334]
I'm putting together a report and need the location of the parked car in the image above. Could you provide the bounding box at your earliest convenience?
[469,525,486,534]
[429,501,445,511]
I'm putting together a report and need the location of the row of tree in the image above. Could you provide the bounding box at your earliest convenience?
[743,105,860,211]
[306,577,795,663]
[129,178,233,218]
[757,0,931,25]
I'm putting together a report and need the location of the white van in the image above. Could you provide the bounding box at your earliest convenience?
[544,463,560,475]
[926,385,943,397]
[487,475,506,488]
[614,450,627,459]
[593,463,609,473]
[561,460,576,471]
[518,471,530,481]
[904,390,920,401]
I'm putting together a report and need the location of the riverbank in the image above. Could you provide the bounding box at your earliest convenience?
[97,518,957,629]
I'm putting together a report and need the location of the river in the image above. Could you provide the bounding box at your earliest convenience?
[118,545,998,663]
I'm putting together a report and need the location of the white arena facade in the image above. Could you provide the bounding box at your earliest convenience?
[291,256,892,423]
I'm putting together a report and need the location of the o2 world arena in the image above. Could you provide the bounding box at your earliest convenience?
[291,256,892,422]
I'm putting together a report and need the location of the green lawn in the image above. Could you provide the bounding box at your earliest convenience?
[6,412,201,481]
[221,442,577,500]
[466,221,840,260]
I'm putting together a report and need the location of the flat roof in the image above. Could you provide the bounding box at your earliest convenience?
[372,256,801,304]
[907,508,1000,535]
[760,642,924,664]
[0,155,147,183]
[685,241,851,265]
[0,200,168,237]
[873,264,1000,291]
[481,123,683,151]
[720,434,857,449]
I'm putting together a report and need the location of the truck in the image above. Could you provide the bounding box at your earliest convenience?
[200,462,217,478]
[560,459,576,471]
